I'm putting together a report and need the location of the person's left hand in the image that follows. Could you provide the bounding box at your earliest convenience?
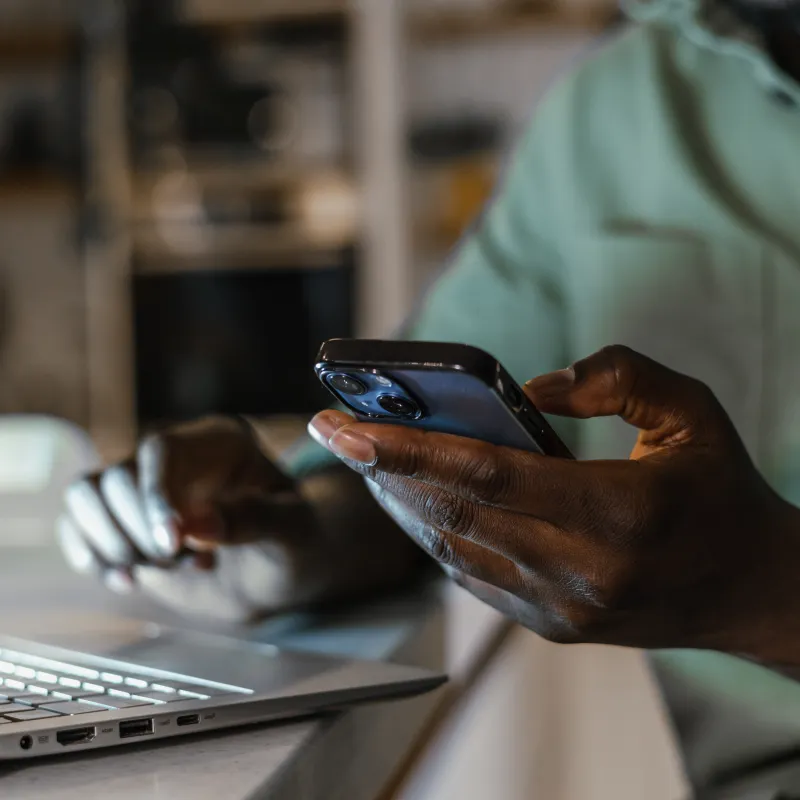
[308,346,800,666]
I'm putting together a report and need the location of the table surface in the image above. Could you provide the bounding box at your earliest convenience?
[0,548,456,800]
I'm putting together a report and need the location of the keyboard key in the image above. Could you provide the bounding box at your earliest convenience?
[130,691,180,703]
[24,684,51,696]
[13,667,36,680]
[151,681,227,696]
[123,677,149,689]
[0,690,49,705]
[2,702,41,714]
[0,651,99,680]
[50,688,100,701]
[3,709,61,722]
[35,672,59,685]
[177,690,211,700]
[83,696,155,709]
[40,702,107,715]
[148,683,178,694]
[83,680,131,694]
[100,673,124,684]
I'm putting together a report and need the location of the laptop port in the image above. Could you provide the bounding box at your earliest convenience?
[119,718,154,739]
[176,714,200,727]
[19,735,33,750]
[57,726,96,746]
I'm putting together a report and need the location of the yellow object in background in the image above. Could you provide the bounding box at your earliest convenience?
[437,156,498,247]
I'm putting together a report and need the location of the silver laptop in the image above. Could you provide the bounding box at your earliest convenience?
[0,629,446,760]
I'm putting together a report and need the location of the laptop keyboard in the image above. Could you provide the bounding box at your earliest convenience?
[0,648,242,723]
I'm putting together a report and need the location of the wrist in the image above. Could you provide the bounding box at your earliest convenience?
[726,498,800,670]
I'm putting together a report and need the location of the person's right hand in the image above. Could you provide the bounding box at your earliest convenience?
[57,416,420,623]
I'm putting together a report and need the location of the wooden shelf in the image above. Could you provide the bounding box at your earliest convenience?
[175,0,348,27]
[133,160,349,193]
[410,4,618,43]
[133,222,355,272]
[0,27,75,67]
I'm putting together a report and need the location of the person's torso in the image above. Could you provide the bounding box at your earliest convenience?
[554,24,800,510]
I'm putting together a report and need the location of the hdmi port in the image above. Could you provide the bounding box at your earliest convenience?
[57,726,96,746]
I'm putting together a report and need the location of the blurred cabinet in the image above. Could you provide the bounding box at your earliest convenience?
[0,197,86,424]
[83,0,412,460]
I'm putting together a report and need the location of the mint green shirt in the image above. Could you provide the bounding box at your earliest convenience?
[293,8,800,794]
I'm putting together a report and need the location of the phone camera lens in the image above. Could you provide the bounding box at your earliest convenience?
[377,394,421,419]
[327,373,368,396]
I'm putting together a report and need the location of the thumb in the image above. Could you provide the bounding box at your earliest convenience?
[524,345,731,454]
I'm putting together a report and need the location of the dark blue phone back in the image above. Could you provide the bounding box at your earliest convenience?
[356,368,544,454]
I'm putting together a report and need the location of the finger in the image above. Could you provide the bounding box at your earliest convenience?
[64,477,138,566]
[137,419,293,557]
[56,514,103,578]
[365,472,589,579]
[56,514,135,595]
[313,412,606,528]
[524,345,731,455]
[307,410,356,449]
[365,479,524,594]
[137,434,184,559]
[194,490,311,548]
[99,462,163,562]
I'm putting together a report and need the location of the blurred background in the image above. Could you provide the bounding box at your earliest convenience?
[0,0,622,461]
[0,1,687,798]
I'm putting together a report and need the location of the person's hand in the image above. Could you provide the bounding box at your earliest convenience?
[309,346,800,668]
[58,416,420,622]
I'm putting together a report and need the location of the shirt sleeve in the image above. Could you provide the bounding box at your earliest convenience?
[284,93,575,478]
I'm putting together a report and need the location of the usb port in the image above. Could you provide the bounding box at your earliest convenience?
[119,718,154,739]
[57,726,96,746]
[176,714,200,727]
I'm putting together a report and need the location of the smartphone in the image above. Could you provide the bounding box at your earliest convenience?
[315,339,573,458]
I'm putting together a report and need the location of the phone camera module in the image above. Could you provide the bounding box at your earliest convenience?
[377,394,422,420]
[327,373,368,397]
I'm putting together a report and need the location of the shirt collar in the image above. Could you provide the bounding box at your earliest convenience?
[622,0,800,103]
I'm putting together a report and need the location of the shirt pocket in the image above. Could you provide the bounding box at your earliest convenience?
[567,230,766,461]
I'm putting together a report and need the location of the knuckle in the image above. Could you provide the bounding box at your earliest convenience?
[395,439,423,479]
[421,490,475,538]
[419,525,458,568]
[599,344,637,389]
[459,446,517,505]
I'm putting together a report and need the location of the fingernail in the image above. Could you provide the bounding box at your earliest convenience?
[525,367,576,396]
[152,520,180,557]
[185,535,218,553]
[328,429,378,466]
[105,569,134,595]
[307,413,346,448]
